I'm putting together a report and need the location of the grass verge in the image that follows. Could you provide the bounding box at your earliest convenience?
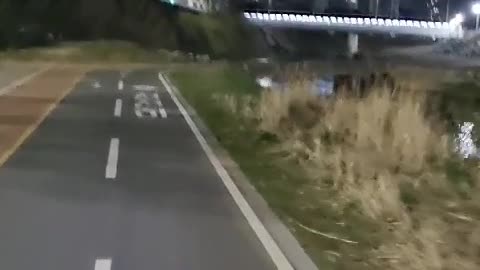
[172,65,480,270]
[0,41,191,63]
[171,66,385,269]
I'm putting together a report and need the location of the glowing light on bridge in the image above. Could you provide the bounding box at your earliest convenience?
[243,12,453,29]
[242,12,462,38]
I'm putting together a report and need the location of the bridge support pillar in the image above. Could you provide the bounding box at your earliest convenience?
[347,33,359,57]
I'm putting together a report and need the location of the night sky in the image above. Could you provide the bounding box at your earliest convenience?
[450,0,475,12]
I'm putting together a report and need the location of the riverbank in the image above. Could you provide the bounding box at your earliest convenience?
[171,64,480,270]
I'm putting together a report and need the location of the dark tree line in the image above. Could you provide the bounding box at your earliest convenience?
[0,0,254,59]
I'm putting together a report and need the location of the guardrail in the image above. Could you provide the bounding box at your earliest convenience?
[243,11,463,39]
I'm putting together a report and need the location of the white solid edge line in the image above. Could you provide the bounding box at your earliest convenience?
[0,66,51,96]
[114,99,122,118]
[158,73,294,270]
[118,80,124,91]
[94,258,112,270]
[105,138,120,179]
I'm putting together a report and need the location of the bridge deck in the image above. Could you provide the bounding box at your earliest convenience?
[243,12,463,39]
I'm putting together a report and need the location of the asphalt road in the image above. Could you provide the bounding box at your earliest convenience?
[0,69,276,270]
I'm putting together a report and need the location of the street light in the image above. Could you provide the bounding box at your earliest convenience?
[472,3,480,30]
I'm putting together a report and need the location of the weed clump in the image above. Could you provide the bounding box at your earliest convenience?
[219,75,480,269]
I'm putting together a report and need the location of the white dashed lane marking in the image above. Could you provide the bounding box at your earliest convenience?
[114,99,122,118]
[105,138,120,179]
[94,258,112,270]
[153,93,167,118]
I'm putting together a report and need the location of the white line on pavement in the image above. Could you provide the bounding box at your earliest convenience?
[153,93,167,118]
[114,99,122,117]
[0,66,51,96]
[159,108,167,119]
[94,258,112,270]
[105,138,120,179]
[118,80,124,91]
[158,73,294,270]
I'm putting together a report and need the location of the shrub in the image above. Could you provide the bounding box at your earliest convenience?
[242,77,480,270]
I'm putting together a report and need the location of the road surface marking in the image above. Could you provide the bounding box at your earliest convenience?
[134,91,167,119]
[159,73,294,270]
[0,70,83,168]
[0,66,51,96]
[133,85,157,91]
[134,98,158,118]
[118,80,124,91]
[93,81,101,89]
[94,258,112,270]
[114,99,122,117]
[135,106,144,118]
[159,108,167,118]
[105,138,120,179]
[153,93,167,118]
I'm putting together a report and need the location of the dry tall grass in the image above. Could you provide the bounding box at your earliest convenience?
[222,77,480,269]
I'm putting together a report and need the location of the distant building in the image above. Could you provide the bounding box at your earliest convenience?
[161,0,210,12]
[187,0,209,11]
[426,0,442,20]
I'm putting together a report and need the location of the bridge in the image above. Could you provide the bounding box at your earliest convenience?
[157,0,465,56]
[243,10,464,55]
[159,0,211,12]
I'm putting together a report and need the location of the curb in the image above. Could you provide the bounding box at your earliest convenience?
[163,74,318,270]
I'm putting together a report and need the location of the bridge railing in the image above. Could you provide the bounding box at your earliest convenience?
[243,11,463,39]
[243,8,443,23]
